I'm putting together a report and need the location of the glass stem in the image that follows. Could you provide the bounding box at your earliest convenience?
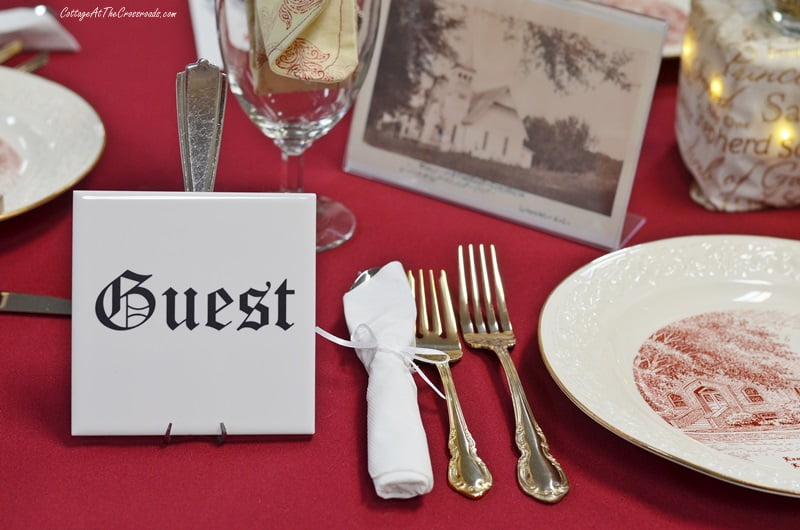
[280,152,304,193]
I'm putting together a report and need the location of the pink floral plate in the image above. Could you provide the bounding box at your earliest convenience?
[539,235,800,497]
[0,66,105,221]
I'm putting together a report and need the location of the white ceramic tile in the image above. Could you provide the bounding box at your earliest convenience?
[71,191,316,436]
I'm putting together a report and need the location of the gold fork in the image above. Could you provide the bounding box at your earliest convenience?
[15,52,49,73]
[0,39,22,64]
[409,269,492,499]
[0,40,48,73]
[457,244,568,503]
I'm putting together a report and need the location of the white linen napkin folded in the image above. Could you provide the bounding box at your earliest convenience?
[343,261,434,499]
[0,7,80,51]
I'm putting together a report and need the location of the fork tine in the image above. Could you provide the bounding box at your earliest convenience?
[467,244,488,333]
[457,245,475,333]
[425,270,444,336]
[489,244,512,332]
[407,270,418,331]
[438,270,458,339]
[477,244,499,333]
[415,269,431,334]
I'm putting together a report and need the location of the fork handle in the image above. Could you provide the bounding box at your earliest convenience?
[494,346,569,503]
[437,362,493,498]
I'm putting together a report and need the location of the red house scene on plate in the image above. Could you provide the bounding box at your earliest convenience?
[633,309,800,466]
[0,138,22,192]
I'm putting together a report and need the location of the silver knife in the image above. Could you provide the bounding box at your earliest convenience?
[0,292,71,315]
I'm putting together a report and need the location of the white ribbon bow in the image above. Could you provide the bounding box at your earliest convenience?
[316,325,449,399]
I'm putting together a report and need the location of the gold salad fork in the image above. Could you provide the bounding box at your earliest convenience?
[457,244,568,503]
[0,39,22,64]
[0,39,49,73]
[409,269,492,499]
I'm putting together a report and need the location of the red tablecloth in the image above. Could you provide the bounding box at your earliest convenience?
[2,1,799,528]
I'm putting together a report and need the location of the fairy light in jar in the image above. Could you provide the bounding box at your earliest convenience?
[681,32,695,61]
[708,75,724,101]
[776,119,796,143]
[680,30,697,75]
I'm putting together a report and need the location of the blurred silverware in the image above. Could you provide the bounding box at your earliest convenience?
[176,58,227,192]
[458,244,568,503]
[409,268,492,499]
[0,39,22,63]
[15,51,48,72]
[0,291,70,315]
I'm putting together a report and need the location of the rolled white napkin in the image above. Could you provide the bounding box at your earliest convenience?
[343,261,434,499]
[0,7,80,52]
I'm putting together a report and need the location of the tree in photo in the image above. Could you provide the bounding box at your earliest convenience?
[512,22,634,94]
[368,1,635,122]
[523,115,596,172]
[367,0,463,124]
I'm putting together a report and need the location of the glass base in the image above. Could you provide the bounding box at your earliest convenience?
[316,195,356,252]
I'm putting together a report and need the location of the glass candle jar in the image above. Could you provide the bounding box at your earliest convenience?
[764,0,800,35]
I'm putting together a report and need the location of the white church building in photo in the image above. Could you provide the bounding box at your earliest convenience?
[387,58,534,169]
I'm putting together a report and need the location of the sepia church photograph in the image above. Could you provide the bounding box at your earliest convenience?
[363,0,652,216]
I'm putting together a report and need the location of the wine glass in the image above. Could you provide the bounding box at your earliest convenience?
[216,0,382,251]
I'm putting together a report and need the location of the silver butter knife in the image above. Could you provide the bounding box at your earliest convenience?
[0,292,71,315]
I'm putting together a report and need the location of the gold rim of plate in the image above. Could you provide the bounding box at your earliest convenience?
[538,234,800,498]
[0,66,106,222]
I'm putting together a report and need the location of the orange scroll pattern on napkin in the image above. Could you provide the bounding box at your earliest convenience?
[249,0,358,93]
[275,37,335,82]
[278,0,325,28]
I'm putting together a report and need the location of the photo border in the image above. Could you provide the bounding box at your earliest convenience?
[345,0,667,249]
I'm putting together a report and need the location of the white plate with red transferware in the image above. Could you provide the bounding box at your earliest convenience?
[539,235,800,498]
[598,0,689,57]
[0,66,105,221]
